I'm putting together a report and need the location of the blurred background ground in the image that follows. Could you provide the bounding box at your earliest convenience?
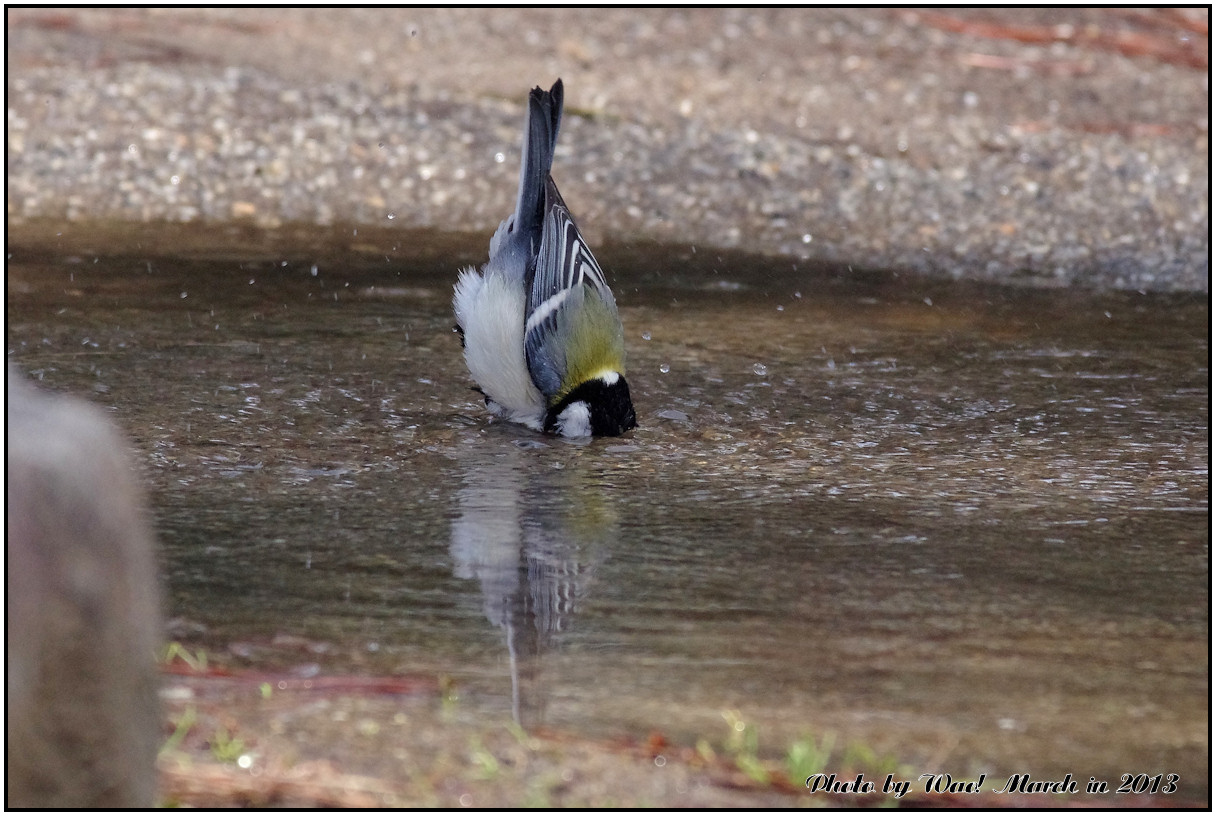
[6,10,1210,808]
[6,8,1209,291]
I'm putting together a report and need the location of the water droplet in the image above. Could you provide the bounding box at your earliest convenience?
[659,363,670,374]
[180,291,188,299]
[752,363,768,376]
[249,278,256,285]
[170,175,181,185]
[642,331,652,341]
[801,233,812,243]
[311,264,319,276]
[924,297,933,306]
[494,152,506,163]
[386,211,396,220]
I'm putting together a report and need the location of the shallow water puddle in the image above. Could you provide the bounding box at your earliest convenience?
[6,221,1209,800]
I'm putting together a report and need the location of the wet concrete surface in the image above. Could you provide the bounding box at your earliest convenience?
[5,8,1210,291]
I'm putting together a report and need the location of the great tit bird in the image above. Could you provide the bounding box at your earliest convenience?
[454,79,637,438]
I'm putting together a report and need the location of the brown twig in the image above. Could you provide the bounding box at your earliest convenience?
[910,10,1208,70]
[161,659,440,696]
[160,760,403,808]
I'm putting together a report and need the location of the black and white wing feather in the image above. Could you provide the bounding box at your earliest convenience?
[523,178,620,398]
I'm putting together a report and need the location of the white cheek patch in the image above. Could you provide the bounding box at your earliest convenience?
[556,401,592,438]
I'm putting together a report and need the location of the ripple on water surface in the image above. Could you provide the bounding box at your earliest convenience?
[5,221,1209,799]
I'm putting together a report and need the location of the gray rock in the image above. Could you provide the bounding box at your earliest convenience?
[7,367,163,808]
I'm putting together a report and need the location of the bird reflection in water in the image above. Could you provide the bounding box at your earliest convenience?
[449,441,615,727]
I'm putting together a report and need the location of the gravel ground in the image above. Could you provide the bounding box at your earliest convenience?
[6,8,1210,291]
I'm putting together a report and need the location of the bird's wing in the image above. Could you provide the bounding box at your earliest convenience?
[523,178,621,399]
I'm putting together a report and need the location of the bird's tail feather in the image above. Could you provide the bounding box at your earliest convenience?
[514,79,564,236]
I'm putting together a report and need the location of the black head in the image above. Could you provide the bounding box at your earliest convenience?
[544,374,637,438]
